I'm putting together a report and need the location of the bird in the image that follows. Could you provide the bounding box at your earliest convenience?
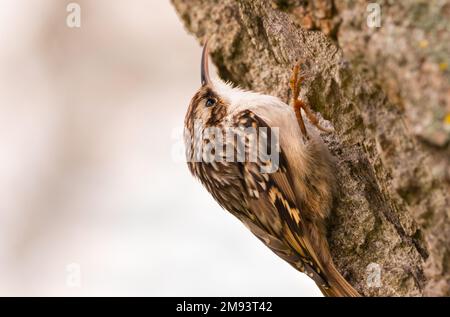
[184,39,360,297]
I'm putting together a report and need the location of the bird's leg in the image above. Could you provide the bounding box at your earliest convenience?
[290,64,308,137]
[289,63,333,136]
[302,102,334,133]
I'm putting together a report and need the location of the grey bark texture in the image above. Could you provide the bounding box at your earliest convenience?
[171,0,450,296]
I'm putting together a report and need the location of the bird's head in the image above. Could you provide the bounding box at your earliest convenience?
[184,40,229,132]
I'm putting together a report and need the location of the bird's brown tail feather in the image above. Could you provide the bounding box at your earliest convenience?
[319,264,360,297]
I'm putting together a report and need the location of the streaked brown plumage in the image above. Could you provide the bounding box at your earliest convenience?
[184,40,360,297]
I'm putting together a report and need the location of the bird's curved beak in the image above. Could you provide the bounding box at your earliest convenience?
[201,39,211,87]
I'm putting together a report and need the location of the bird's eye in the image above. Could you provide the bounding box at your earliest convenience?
[205,98,216,107]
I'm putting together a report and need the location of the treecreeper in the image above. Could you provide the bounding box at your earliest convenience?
[184,40,360,297]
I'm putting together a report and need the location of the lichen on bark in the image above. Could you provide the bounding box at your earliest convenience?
[172,0,450,296]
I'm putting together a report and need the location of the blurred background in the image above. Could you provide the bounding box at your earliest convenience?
[0,0,319,296]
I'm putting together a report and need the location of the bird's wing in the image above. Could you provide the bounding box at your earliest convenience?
[232,109,329,288]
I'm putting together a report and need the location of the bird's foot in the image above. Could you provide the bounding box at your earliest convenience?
[289,62,333,136]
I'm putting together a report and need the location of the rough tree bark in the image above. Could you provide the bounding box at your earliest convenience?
[171,0,450,296]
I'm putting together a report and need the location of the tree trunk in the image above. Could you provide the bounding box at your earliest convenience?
[171,0,450,296]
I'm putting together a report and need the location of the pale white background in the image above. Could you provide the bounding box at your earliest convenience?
[0,0,320,296]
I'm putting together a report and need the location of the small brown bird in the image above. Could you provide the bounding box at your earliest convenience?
[184,40,360,297]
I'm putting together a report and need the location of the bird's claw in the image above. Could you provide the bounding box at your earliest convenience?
[289,62,333,137]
